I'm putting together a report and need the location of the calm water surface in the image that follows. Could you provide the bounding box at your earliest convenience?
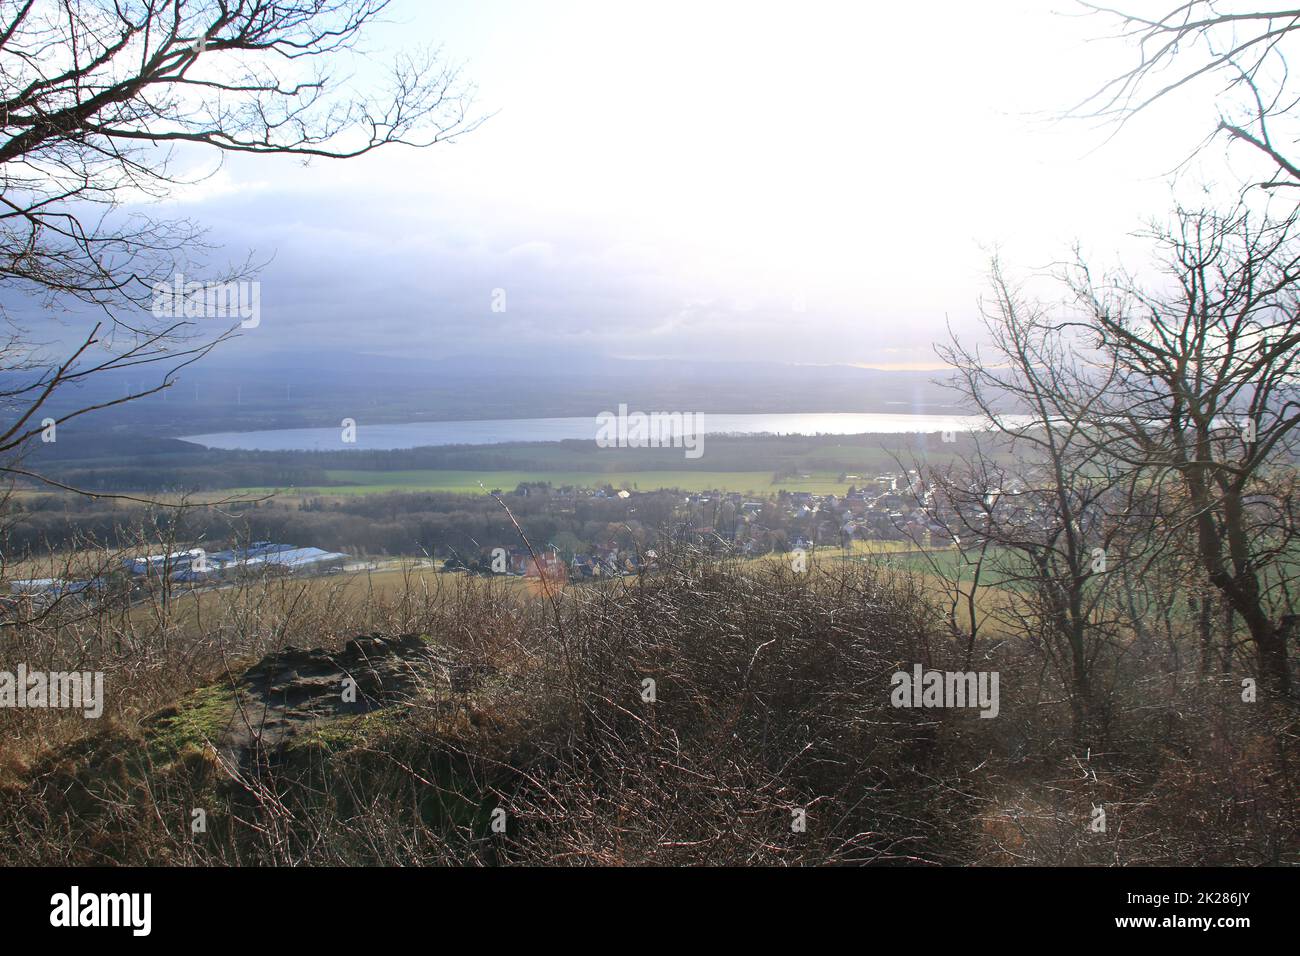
[182,412,1018,451]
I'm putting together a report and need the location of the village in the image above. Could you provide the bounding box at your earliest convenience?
[443,469,965,584]
[3,467,1010,606]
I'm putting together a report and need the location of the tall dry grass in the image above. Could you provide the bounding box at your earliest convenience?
[0,548,1295,865]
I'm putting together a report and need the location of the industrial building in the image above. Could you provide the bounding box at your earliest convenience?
[7,577,107,608]
[3,542,347,610]
[168,543,349,582]
[8,578,102,599]
[122,550,205,578]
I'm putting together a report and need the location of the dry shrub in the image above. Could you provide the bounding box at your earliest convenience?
[0,552,1295,865]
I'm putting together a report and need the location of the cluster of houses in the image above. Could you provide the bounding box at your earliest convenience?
[463,472,957,580]
[674,472,953,551]
[777,473,953,548]
[568,544,647,578]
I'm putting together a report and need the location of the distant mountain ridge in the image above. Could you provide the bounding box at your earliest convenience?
[5,350,966,438]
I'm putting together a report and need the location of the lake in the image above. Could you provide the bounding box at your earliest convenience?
[181,411,1019,451]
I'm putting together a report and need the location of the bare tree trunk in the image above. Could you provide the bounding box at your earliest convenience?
[1252,619,1292,698]
[1198,593,1214,678]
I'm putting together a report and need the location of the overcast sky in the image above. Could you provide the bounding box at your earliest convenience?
[127,0,1247,369]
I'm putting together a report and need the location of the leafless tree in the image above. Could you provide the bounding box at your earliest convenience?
[1080,1,1300,188]
[955,208,1298,700]
[1060,205,1300,696]
[929,263,1133,741]
[0,0,479,493]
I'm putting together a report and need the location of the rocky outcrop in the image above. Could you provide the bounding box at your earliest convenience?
[151,633,495,769]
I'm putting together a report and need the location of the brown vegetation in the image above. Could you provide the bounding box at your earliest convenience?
[1,552,1294,865]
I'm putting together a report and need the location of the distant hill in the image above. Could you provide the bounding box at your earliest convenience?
[7,349,965,438]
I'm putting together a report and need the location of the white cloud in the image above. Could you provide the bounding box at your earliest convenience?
[105,0,1256,366]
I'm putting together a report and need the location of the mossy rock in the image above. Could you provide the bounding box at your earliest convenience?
[146,683,237,766]
[285,705,406,755]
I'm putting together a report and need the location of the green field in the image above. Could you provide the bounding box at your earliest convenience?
[233,468,881,497]
[209,432,976,498]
